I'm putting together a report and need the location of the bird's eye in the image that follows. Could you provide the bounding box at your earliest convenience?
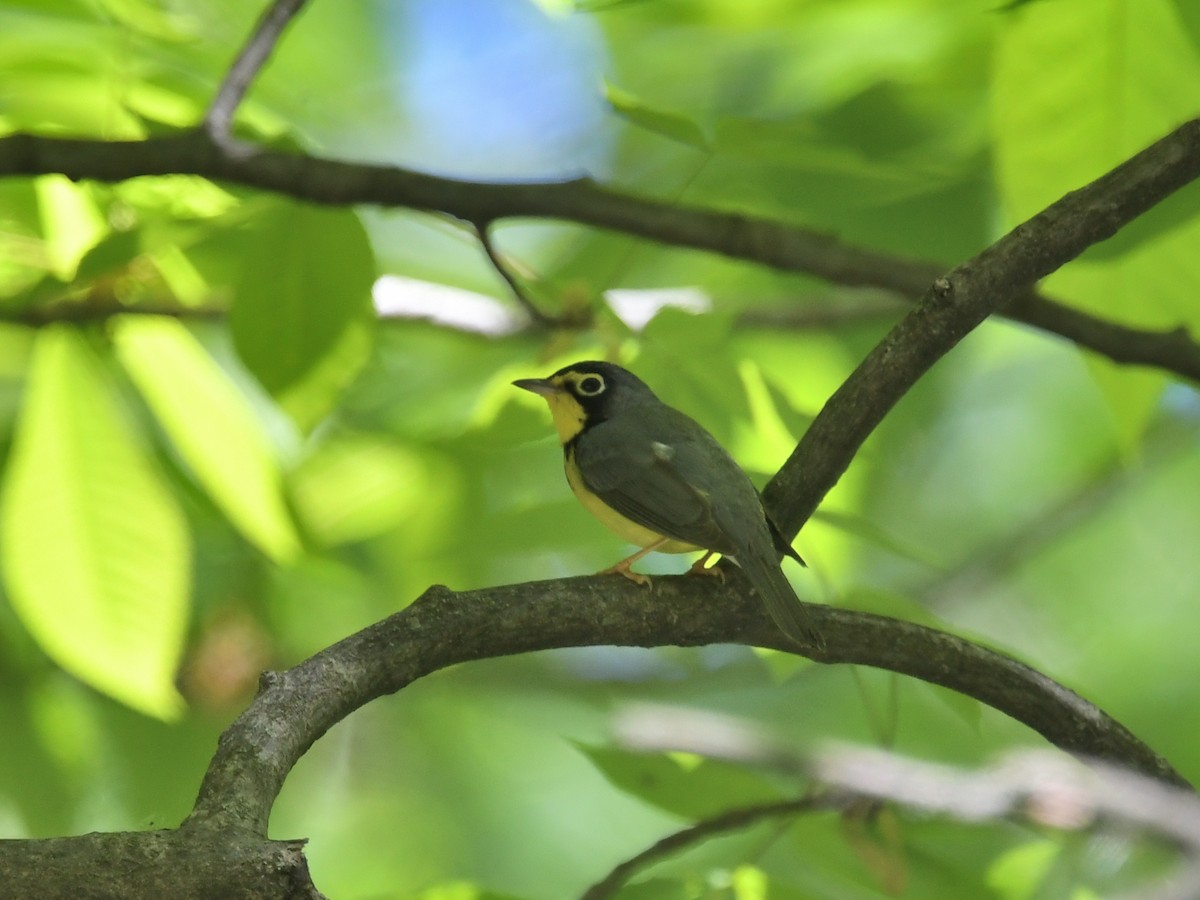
[576,375,605,396]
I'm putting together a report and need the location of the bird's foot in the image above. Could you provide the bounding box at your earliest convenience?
[598,561,652,588]
[597,539,669,589]
[686,553,725,582]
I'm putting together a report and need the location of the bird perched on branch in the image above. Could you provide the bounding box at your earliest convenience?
[513,360,821,648]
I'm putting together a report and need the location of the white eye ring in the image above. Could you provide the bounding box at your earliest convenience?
[576,375,605,396]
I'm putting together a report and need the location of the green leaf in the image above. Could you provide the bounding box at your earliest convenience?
[1082,358,1166,458]
[72,228,143,285]
[986,839,1061,900]
[112,316,301,563]
[714,117,932,204]
[416,882,530,900]
[814,511,942,569]
[993,0,1200,241]
[276,315,374,432]
[992,0,1200,445]
[994,0,1057,11]
[841,587,951,631]
[92,0,198,43]
[0,327,189,718]
[639,308,744,444]
[578,744,784,820]
[0,181,46,297]
[288,434,429,547]
[606,879,693,900]
[604,81,711,149]
[35,175,108,280]
[1176,0,1200,54]
[229,202,375,416]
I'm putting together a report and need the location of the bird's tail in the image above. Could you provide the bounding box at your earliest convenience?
[736,549,823,649]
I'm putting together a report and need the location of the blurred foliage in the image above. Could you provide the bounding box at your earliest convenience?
[0,0,1198,897]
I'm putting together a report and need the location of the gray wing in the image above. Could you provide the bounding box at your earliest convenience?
[573,410,745,554]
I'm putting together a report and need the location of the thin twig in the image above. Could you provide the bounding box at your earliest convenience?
[203,0,313,139]
[476,224,560,328]
[815,746,1200,900]
[580,796,831,900]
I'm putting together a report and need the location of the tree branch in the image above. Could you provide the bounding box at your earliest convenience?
[581,795,831,900]
[203,0,313,139]
[0,830,319,900]
[764,117,1200,538]
[181,571,1186,839]
[816,745,1200,900]
[815,745,1200,842]
[0,124,1197,380]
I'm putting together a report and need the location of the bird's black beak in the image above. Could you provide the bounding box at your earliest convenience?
[512,377,562,397]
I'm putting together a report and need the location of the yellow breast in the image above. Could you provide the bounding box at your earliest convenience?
[565,447,697,553]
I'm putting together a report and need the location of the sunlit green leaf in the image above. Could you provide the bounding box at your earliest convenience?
[0,71,146,137]
[95,0,198,42]
[288,434,429,547]
[992,0,1200,444]
[0,181,48,295]
[276,316,374,432]
[731,864,768,899]
[120,81,204,128]
[112,316,301,563]
[115,176,239,221]
[35,176,108,280]
[986,839,1061,900]
[0,326,188,718]
[994,0,1200,222]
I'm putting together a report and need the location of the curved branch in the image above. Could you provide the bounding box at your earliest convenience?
[182,571,1186,838]
[0,125,1197,380]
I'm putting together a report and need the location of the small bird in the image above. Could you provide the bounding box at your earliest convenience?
[513,360,821,647]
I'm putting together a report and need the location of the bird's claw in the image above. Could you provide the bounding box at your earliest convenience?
[598,562,653,589]
[687,553,725,582]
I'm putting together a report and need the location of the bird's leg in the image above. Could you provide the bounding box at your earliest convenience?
[687,551,725,582]
[598,538,669,588]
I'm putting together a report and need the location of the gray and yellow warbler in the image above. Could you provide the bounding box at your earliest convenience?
[514,360,821,647]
